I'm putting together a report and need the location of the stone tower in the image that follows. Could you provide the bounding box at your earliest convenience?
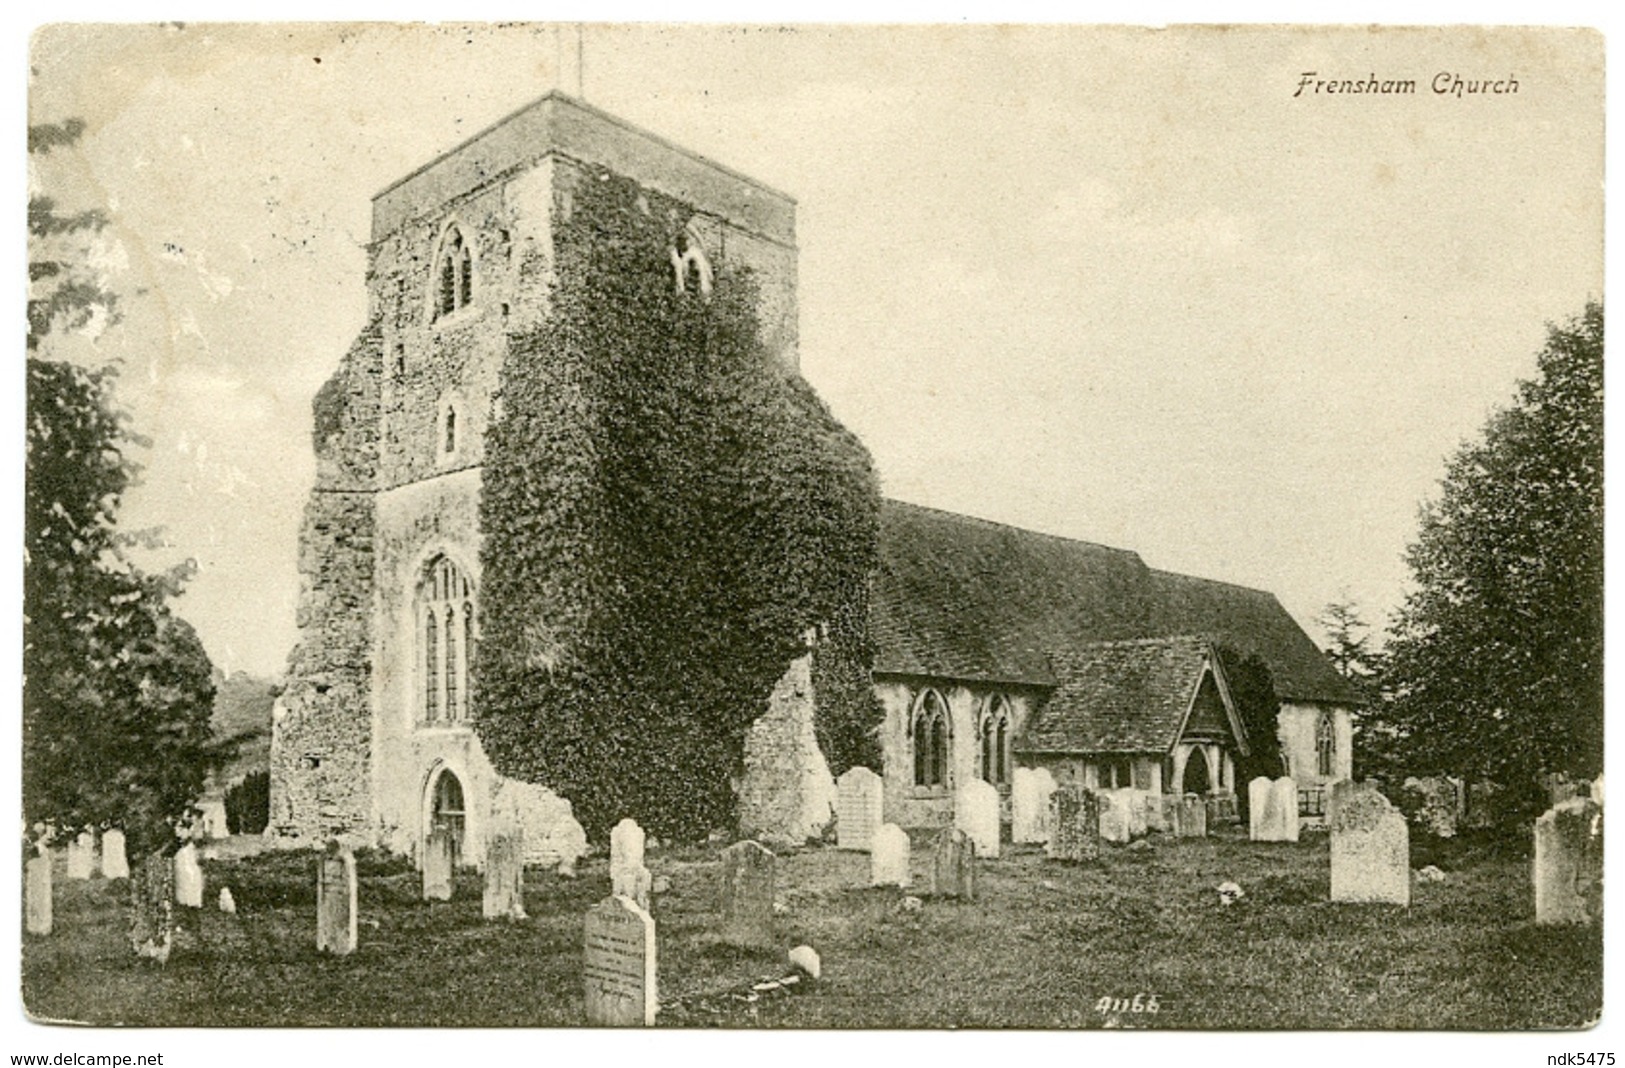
[270,93,804,862]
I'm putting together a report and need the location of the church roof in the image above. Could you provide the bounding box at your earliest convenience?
[870,499,1356,705]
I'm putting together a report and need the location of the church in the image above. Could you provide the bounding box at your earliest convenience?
[268,92,1357,866]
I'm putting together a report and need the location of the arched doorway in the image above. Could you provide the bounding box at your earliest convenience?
[429,768,466,864]
[1181,748,1212,796]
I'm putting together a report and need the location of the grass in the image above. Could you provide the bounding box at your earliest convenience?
[21,826,1600,1029]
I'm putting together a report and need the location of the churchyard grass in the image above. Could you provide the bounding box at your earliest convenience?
[21,828,1598,1028]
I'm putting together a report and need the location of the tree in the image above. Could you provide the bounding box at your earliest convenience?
[25,118,217,857]
[1217,646,1284,821]
[1375,304,1602,810]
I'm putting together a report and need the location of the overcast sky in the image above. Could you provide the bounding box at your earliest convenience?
[28,23,1603,678]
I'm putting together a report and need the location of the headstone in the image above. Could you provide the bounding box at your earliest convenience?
[611,863,652,912]
[930,827,977,899]
[1329,782,1410,906]
[719,840,776,947]
[1176,794,1207,837]
[423,828,454,901]
[129,851,175,962]
[66,830,95,880]
[870,823,911,888]
[836,766,883,851]
[316,845,357,955]
[1097,791,1132,844]
[218,887,237,914]
[955,779,1001,858]
[25,852,52,936]
[1048,786,1100,862]
[1143,793,1167,833]
[583,895,657,1026]
[609,818,645,881]
[173,842,204,907]
[1011,767,1057,844]
[483,828,527,920]
[1255,777,1300,842]
[1248,777,1272,839]
[1122,789,1148,838]
[101,829,129,879]
[1403,776,1461,838]
[1533,797,1603,925]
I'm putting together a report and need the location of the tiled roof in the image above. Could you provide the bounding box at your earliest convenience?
[1017,636,1216,754]
[870,499,1356,704]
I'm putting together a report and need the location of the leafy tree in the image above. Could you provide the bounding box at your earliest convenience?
[225,771,271,836]
[1218,646,1284,820]
[1376,304,1602,811]
[24,118,217,856]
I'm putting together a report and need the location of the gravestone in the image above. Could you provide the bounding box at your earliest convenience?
[1122,789,1148,838]
[129,851,175,962]
[1048,786,1100,862]
[1248,777,1272,839]
[1533,797,1603,925]
[719,840,776,947]
[316,844,357,955]
[174,842,204,907]
[1177,794,1207,837]
[101,829,129,879]
[1097,791,1132,844]
[870,823,911,887]
[1403,776,1462,838]
[1268,777,1301,841]
[423,828,454,901]
[609,818,645,881]
[25,852,51,936]
[955,779,1001,859]
[1011,767,1057,844]
[1143,793,1167,833]
[218,887,236,914]
[930,827,977,899]
[483,828,527,921]
[66,830,95,880]
[612,863,652,912]
[836,766,883,851]
[1329,782,1410,906]
[583,895,657,1026]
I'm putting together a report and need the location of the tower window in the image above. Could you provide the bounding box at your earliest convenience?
[433,225,475,319]
[419,556,475,725]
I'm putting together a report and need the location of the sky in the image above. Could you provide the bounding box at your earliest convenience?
[26,23,1604,679]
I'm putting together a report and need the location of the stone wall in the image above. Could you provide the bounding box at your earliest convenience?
[1277,701,1355,786]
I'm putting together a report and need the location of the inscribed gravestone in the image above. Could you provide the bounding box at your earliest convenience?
[719,840,776,947]
[423,828,454,901]
[1329,782,1410,906]
[1011,766,1056,844]
[101,829,129,879]
[317,845,357,955]
[26,852,51,936]
[930,827,977,899]
[955,778,1001,859]
[1177,794,1207,837]
[583,895,657,1026]
[1048,785,1100,862]
[1248,777,1272,839]
[612,863,652,912]
[130,851,175,962]
[836,766,883,851]
[483,828,527,920]
[609,818,645,880]
[174,842,204,907]
[871,822,911,887]
[1534,797,1603,925]
[66,830,95,880]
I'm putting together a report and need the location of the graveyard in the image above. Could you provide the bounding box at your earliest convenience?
[21,821,1600,1030]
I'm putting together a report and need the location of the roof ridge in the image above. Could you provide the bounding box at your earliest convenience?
[882,497,1144,560]
[1064,635,1212,651]
[1148,566,1278,600]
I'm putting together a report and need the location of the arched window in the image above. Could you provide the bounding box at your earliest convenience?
[420,556,475,724]
[1317,712,1337,778]
[430,769,466,862]
[669,223,714,298]
[979,695,1012,786]
[433,225,475,320]
[437,394,464,463]
[912,690,950,789]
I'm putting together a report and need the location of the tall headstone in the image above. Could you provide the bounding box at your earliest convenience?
[930,827,977,899]
[1329,782,1410,906]
[25,851,52,936]
[609,818,646,880]
[1097,791,1132,844]
[583,895,657,1026]
[1533,797,1603,925]
[423,828,454,901]
[1122,789,1148,838]
[1048,786,1100,862]
[1011,767,1057,844]
[1268,777,1300,842]
[719,840,776,948]
[66,830,95,880]
[101,829,129,879]
[316,844,358,955]
[955,778,1001,859]
[1177,794,1207,838]
[870,823,911,887]
[612,863,652,912]
[836,767,883,852]
[129,851,175,963]
[1248,777,1272,839]
[483,828,527,920]
[173,842,204,907]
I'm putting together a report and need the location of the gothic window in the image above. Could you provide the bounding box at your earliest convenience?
[433,225,475,320]
[1317,712,1337,778]
[419,556,475,724]
[431,769,466,862]
[912,689,950,789]
[669,223,713,298]
[437,394,463,462]
[979,695,1012,786]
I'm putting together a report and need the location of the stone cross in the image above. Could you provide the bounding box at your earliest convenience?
[101,829,129,879]
[423,828,454,901]
[609,818,646,881]
[719,840,776,948]
[1048,785,1100,862]
[1011,767,1056,844]
[25,850,52,936]
[870,823,911,888]
[174,842,204,908]
[483,827,527,921]
[836,766,883,851]
[1176,794,1207,838]
[583,894,657,1026]
[955,778,1001,859]
[317,844,358,955]
[1329,781,1410,906]
[129,851,176,963]
[1533,796,1603,925]
[930,827,977,899]
[66,830,95,880]
[612,862,652,912]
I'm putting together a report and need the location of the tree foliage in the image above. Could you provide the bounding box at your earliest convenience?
[1376,304,1602,798]
[1217,646,1283,819]
[476,169,881,841]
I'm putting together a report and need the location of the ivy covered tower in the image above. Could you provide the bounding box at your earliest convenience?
[270,93,810,862]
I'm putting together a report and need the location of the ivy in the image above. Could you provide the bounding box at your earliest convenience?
[476,169,880,841]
